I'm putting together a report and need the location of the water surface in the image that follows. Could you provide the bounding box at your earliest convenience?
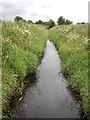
[13,40,81,118]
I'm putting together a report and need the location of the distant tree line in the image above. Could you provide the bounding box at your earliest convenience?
[77,22,86,24]
[14,16,86,29]
[57,16,73,25]
[14,16,55,28]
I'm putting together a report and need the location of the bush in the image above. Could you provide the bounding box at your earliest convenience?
[48,19,55,28]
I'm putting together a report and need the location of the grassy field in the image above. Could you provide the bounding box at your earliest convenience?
[2,21,48,118]
[49,24,88,118]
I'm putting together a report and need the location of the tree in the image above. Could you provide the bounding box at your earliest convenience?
[57,16,65,25]
[65,19,73,25]
[77,22,85,24]
[28,20,33,24]
[48,19,55,28]
[35,20,43,24]
[14,16,23,22]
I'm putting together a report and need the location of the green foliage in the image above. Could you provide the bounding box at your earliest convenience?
[35,20,43,24]
[47,19,55,28]
[35,20,48,26]
[14,16,23,22]
[2,21,48,118]
[49,24,88,118]
[14,16,27,23]
[57,16,65,25]
[28,20,33,24]
[77,22,86,24]
[57,16,73,25]
[65,19,73,25]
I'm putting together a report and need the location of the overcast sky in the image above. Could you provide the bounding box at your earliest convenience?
[0,0,89,24]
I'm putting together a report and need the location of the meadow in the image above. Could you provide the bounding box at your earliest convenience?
[49,24,88,118]
[2,21,48,118]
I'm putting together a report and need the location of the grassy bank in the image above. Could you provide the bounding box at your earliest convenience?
[0,21,2,119]
[49,24,88,118]
[2,21,48,118]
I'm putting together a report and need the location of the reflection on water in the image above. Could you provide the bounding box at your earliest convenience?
[13,40,81,118]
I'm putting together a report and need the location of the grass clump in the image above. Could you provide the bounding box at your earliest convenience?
[2,21,47,118]
[49,24,88,118]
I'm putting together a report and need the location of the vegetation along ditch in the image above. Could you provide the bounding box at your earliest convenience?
[49,24,88,119]
[2,21,48,118]
[1,19,88,119]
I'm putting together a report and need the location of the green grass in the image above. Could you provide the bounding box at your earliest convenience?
[2,21,48,118]
[0,21,2,119]
[2,21,88,118]
[49,24,88,118]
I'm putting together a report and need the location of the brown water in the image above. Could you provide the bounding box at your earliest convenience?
[13,40,81,118]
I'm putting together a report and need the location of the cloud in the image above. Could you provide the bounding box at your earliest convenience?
[0,0,34,20]
[0,0,89,23]
[30,13,39,17]
[2,2,15,9]
[88,1,90,23]
[41,5,52,9]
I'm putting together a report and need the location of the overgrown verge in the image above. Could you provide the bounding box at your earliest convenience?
[49,24,88,118]
[2,21,48,118]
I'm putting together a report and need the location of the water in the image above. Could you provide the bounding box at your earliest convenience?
[13,40,81,118]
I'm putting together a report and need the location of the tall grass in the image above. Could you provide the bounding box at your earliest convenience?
[0,21,2,119]
[2,21,48,118]
[49,24,88,118]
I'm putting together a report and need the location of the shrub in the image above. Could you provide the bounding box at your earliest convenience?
[48,19,55,28]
